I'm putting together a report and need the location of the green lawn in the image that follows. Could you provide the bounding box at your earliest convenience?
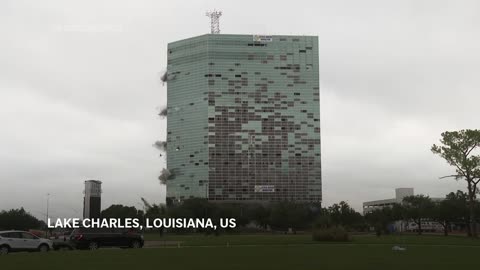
[144,232,480,247]
[2,234,480,270]
[2,244,480,270]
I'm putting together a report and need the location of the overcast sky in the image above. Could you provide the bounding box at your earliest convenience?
[1,0,478,219]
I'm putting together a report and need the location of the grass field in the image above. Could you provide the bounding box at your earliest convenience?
[2,234,480,270]
[145,232,480,246]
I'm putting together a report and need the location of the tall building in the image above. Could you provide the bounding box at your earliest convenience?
[166,34,321,203]
[83,180,102,218]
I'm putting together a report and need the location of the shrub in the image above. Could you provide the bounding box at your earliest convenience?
[312,227,352,242]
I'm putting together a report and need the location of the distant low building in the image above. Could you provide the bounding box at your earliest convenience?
[363,188,444,214]
[363,188,414,215]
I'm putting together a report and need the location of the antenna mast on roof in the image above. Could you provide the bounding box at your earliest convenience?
[206,10,222,34]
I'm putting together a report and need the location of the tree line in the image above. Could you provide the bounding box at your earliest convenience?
[102,199,364,234]
[100,192,478,237]
[1,192,478,237]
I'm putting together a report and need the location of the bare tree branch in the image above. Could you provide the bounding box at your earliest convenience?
[466,143,479,157]
[439,175,462,179]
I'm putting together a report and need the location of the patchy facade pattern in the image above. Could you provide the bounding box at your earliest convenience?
[166,34,321,203]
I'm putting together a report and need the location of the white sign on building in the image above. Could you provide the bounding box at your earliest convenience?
[254,185,275,193]
[253,35,273,42]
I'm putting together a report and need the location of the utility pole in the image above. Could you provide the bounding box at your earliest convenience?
[46,193,50,222]
[46,193,50,237]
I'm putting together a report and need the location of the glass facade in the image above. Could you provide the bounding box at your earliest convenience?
[166,34,321,203]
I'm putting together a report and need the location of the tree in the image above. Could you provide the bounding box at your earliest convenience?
[313,214,333,230]
[248,204,270,230]
[403,195,435,235]
[432,191,469,236]
[327,201,365,231]
[269,202,311,232]
[391,203,407,222]
[219,204,250,228]
[0,208,42,231]
[101,205,142,219]
[364,206,399,236]
[144,203,167,236]
[431,129,480,237]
